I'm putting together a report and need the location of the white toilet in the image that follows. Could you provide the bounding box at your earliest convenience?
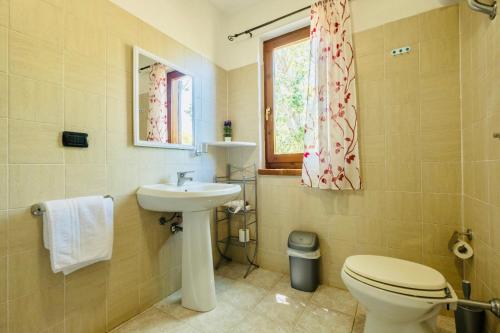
[341,255,457,333]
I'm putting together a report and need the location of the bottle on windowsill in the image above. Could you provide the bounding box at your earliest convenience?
[223,120,232,142]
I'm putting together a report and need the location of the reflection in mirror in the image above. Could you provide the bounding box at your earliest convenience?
[134,47,194,148]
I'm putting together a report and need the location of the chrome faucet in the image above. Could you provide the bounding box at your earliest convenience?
[177,171,194,186]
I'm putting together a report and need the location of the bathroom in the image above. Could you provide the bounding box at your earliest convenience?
[0,0,499,332]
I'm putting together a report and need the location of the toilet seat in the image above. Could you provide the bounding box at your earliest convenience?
[343,255,450,299]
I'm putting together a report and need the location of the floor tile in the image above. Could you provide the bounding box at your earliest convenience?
[437,315,456,333]
[155,291,200,322]
[215,262,249,280]
[111,308,187,333]
[311,285,358,316]
[183,301,248,333]
[271,275,315,303]
[229,312,292,333]
[294,302,355,333]
[254,293,307,327]
[218,280,267,311]
[214,275,236,295]
[243,268,283,290]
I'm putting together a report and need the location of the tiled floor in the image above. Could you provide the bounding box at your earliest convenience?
[111,263,457,333]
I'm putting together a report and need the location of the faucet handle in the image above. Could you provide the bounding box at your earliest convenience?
[177,170,195,177]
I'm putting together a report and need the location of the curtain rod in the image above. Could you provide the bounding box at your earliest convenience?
[227,1,351,41]
[227,5,311,41]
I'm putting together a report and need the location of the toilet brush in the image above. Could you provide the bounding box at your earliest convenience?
[455,280,485,333]
[462,280,471,300]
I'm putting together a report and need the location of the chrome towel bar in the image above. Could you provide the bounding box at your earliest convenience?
[31,195,114,216]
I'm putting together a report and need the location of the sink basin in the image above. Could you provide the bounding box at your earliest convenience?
[137,182,241,212]
[136,182,241,312]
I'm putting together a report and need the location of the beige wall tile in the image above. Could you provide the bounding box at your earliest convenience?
[353,26,384,57]
[7,208,42,254]
[385,161,421,192]
[64,51,105,95]
[0,211,5,257]
[8,283,64,333]
[64,88,105,131]
[107,67,132,100]
[106,163,139,196]
[64,12,105,63]
[0,73,6,117]
[9,164,64,208]
[420,36,459,76]
[0,165,5,210]
[384,72,419,106]
[8,119,63,164]
[8,248,63,300]
[65,164,106,198]
[65,129,105,164]
[9,75,63,124]
[384,15,419,50]
[107,96,132,134]
[107,285,140,330]
[385,103,419,134]
[10,0,63,47]
[0,301,5,333]
[355,53,384,81]
[419,71,460,103]
[139,276,163,311]
[0,0,8,28]
[105,1,139,44]
[9,31,63,84]
[0,27,6,73]
[420,129,461,162]
[420,98,460,132]
[359,135,384,163]
[65,0,104,23]
[107,31,133,72]
[419,5,458,41]
[0,118,5,163]
[65,263,107,333]
[112,223,141,261]
[0,256,5,303]
[422,193,461,225]
[422,162,461,194]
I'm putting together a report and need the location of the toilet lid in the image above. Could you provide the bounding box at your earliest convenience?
[344,255,446,291]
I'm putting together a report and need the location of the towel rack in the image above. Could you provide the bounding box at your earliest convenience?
[31,195,114,216]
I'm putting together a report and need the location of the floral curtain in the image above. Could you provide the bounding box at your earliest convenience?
[301,0,361,190]
[147,63,169,143]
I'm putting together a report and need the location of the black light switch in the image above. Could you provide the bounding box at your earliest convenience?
[62,131,88,148]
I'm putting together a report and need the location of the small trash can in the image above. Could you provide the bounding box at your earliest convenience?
[287,231,320,292]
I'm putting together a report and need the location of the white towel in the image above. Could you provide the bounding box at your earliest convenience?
[43,196,113,275]
[223,200,251,214]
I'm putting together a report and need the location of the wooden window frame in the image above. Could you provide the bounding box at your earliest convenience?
[263,26,309,170]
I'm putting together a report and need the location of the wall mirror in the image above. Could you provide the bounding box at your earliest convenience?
[133,46,195,149]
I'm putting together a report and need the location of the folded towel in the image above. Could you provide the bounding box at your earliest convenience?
[223,200,251,214]
[43,196,113,275]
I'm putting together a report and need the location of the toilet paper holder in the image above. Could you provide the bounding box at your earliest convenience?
[448,229,473,252]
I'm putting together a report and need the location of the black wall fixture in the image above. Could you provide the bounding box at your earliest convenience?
[62,131,89,148]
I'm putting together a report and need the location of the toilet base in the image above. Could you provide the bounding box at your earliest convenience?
[364,313,438,333]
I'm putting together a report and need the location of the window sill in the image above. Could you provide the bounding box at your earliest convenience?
[258,169,301,176]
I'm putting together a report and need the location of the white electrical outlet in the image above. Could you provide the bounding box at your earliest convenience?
[391,46,411,56]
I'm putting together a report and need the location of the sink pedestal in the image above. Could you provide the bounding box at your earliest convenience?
[181,210,217,312]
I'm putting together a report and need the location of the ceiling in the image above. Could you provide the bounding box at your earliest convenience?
[208,0,264,13]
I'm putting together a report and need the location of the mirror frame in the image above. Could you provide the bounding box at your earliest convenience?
[132,46,196,150]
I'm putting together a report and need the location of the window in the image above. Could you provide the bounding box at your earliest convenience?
[264,26,310,169]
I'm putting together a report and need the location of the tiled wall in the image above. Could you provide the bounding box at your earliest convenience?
[0,0,227,332]
[460,1,500,332]
[227,6,463,291]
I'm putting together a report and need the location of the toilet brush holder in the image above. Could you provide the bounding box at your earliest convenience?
[455,305,485,333]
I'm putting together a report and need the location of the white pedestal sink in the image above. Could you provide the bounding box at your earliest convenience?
[136,182,241,312]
